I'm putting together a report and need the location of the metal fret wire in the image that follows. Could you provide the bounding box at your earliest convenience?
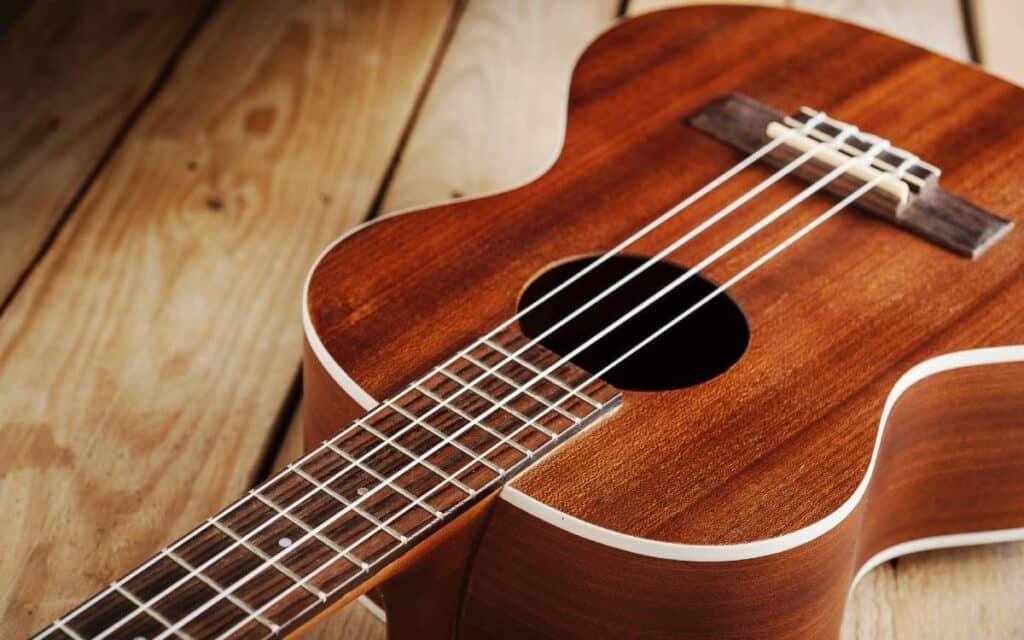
[156,126,890,639]
[45,113,847,640]
[454,353,581,425]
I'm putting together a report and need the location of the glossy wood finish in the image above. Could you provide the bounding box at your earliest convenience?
[4,1,1022,639]
[308,4,1024,545]
[304,5,1024,638]
[458,360,1024,638]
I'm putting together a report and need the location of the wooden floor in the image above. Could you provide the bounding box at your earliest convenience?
[2,1,1022,637]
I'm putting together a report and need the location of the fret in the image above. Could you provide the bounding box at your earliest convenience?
[370,401,505,495]
[45,625,80,640]
[330,414,474,499]
[260,463,406,564]
[139,558,253,639]
[421,371,539,453]
[484,331,619,412]
[166,523,319,632]
[458,352,580,426]
[392,390,514,467]
[209,520,327,602]
[251,490,369,571]
[304,445,439,534]
[320,509,402,566]
[311,442,440,528]
[242,489,364,593]
[288,463,407,543]
[391,386,527,476]
[423,362,558,460]
[482,335,599,406]
[416,365,557,440]
[122,553,191,603]
[358,403,475,480]
[52,622,83,640]
[253,468,385,557]
[477,339,598,423]
[390,392,534,477]
[435,349,580,436]
[323,442,443,518]
[332,421,385,459]
[436,359,565,446]
[165,548,278,633]
[357,419,476,495]
[161,542,318,636]
[59,588,176,640]
[111,583,180,636]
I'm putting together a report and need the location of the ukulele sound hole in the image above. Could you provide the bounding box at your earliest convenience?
[518,255,749,391]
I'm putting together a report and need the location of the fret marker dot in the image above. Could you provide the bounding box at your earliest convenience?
[134,637,146,640]
[278,537,293,549]
[357,487,369,496]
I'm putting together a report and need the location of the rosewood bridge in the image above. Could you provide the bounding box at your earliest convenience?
[690,94,1013,258]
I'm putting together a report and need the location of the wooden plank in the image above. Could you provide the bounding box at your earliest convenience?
[842,543,1024,639]
[0,0,211,305]
[628,0,783,16]
[970,0,1024,84]
[793,0,970,60]
[0,0,454,636]
[381,0,622,212]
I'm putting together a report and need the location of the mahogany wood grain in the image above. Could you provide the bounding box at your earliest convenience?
[0,1,454,636]
[460,361,1024,639]
[309,4,1024,544]
[304,5,1024,638]
[0,0,211,303]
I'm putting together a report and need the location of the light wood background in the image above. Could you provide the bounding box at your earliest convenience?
[1,1,1021,638]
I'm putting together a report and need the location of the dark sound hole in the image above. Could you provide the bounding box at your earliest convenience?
[518,255,749,391]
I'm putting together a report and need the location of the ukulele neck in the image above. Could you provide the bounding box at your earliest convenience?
[38,328,620,640]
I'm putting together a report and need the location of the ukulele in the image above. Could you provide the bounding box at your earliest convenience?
[33,5,1024,639]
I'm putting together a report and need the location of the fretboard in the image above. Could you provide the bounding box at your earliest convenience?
[35,328,620,640]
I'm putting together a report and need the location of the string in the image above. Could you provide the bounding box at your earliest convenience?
[151,127,898,640]
[76,113,828,640]
[97,116,863,640]
[207,137,908,640]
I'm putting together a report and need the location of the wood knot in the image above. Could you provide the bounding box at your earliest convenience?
[205,195,224,212]
[244,106,276,135]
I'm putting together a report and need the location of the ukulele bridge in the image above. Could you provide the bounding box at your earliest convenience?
[689,93,1012,258]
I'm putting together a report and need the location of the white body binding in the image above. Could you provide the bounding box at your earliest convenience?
[302,221,1024,581]
[300,18,1024,612]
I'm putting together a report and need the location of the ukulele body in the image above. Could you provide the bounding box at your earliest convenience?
[302,6,1024,639]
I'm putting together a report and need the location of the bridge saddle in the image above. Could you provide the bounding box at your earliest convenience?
[689,94,1012,258]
